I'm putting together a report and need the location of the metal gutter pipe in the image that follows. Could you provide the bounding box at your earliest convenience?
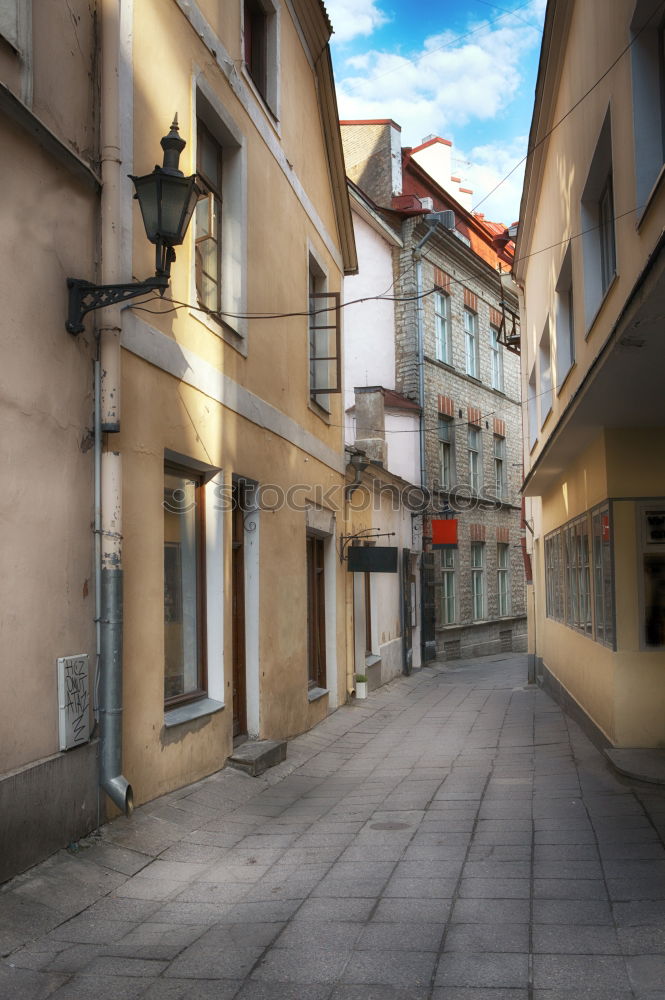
[413,220,438,489]
[98,0,132,815]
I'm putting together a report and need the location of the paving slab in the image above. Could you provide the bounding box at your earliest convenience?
[2,652,665,997]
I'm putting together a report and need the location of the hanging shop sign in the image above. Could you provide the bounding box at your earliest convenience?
[347,546,398,573]
[431,518,458,548]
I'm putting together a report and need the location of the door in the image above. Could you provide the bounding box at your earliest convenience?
[306,534,327,689]
[401,547,413,674]
[232,479,247,738]
[421,550,437,662]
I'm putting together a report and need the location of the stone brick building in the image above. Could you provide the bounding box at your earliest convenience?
[341,120,527,659]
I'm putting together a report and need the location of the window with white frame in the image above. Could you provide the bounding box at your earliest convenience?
[471,542,485,620]
[243,0,279,114]
[630,0,665,211]
[555,243,575,387]
[490,326,504,391]
[195,121,223,316]
[539,318,553,426]
[194,90,246,342]
[439,548,456,625]
[467,425,481,494]
[435,290,452,365]
[581,111,616,327]
[464,308,479,378]
[438,415,454,490]
[493,435,506,500]
[497,543,510,616]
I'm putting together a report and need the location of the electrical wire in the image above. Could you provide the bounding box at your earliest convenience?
[471,0,665,213]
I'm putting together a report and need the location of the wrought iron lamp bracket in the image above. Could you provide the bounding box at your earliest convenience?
[66,273,169,335]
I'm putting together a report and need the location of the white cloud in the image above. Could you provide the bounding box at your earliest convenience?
[330,2,545,220]
[459,137,528,225]
[325,0,389,44]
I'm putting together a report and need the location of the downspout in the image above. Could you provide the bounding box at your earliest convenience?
[97,0,132,815]
[413,221,438,489]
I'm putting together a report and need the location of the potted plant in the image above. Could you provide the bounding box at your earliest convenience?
[355,673,368,699]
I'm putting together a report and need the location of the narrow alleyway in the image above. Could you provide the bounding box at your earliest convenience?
[2,654,665,999]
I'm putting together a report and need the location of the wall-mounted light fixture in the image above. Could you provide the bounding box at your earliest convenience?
[66,116,200,334]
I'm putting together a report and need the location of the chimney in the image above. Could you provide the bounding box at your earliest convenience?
[354,387,387,467]
[340,120,403,207]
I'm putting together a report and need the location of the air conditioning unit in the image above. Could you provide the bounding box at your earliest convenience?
[425,210,456,230]
[419,197,434,211]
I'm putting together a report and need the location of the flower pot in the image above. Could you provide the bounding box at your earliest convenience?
[355,681,368,699]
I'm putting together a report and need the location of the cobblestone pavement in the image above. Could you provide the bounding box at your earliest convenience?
[2,653,665,999]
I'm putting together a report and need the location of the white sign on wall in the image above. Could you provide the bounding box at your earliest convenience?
[57,655,90,750]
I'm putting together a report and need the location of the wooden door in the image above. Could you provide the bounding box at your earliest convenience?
[232,480,247,738]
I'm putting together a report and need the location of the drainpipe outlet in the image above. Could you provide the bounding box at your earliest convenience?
[102,774,134,816]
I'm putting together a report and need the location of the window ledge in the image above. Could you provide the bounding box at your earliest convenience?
[308,686,329,703]
[584,271,618,340]
[189,308,248,357]
[164,698,224,728]
[365,654,381,668]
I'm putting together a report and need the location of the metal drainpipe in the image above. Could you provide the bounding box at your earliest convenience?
[413,221,438,489]
[98,0,132,815]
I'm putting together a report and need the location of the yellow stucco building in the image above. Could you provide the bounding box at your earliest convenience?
[516,0,665,747]
[0,0,356,880]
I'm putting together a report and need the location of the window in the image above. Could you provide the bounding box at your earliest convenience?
[581,111,616,327]
[464,308,479,378]
[435,291,451,364]
[438,416,454,490]
[497,543,510,616]
[194,90,246,342]
[195,121,223,316]
[243,0,278,112]
[309,255,341,410]
[471,542,485,620]
[490,326,504,391]
[164,466,206,704]
[467,425,481,494]
[598,175,616,294]
[631,0,665,210]
[545,507,612,644]
[439,548,456,625]
[592,506,614,647]
[539,319,553,425]
[555,243,575,387]
[527,364,538,450]
[0,0,20,51]
[493,435,506,500]
[306,535,327,689]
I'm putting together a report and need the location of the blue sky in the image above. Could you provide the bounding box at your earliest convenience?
[325,0,547,224]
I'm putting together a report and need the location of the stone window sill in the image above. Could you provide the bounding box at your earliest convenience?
[164,698,224,729]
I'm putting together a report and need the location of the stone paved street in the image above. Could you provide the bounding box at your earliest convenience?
[2,654,665,999]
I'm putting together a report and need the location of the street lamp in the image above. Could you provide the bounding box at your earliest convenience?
[66,116,200,334]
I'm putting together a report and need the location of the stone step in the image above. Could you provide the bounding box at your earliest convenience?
[227,739,287,777]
